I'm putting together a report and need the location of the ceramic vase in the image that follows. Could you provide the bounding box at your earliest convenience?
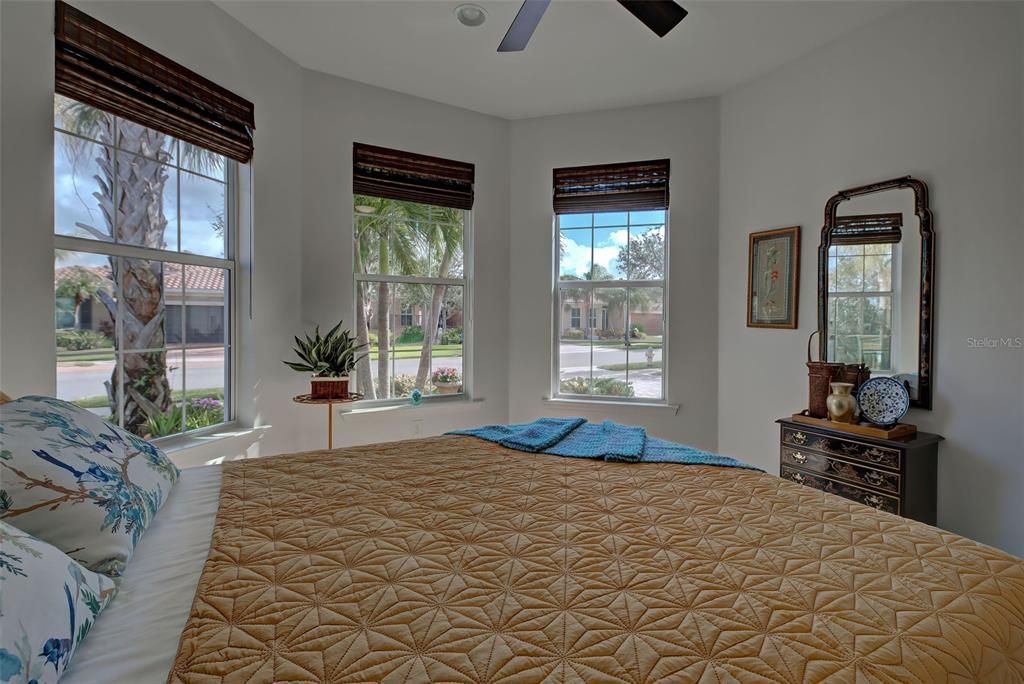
[826,382,857,424]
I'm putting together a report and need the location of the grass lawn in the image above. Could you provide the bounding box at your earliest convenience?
[368,343,462,360]
[74,388,224,409]
[561,336,664,351]
[57,349,116,363]
[597,361,663,371]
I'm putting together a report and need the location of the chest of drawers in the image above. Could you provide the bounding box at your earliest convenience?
[776,418,942,524]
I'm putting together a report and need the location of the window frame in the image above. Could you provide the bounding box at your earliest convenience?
[551,211,670,404]
[53,102,239,441]
[352,202,474,406]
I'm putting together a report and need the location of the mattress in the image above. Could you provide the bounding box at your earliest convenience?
[168,436,1024,682]
[65,465,222,684]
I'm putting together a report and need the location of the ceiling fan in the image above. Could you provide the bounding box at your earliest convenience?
[498,0,687,52]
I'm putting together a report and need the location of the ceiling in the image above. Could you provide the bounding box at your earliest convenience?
[215,1,898,120]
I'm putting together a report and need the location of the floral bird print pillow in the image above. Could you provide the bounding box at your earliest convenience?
[0,521,117,683]
[0,396,179,577]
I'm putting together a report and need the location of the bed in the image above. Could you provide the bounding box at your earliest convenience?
[62,435,1024,683]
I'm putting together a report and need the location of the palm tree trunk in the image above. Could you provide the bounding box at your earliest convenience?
[353,248,375,399]
[93,118,173,433]
[415,247,454,389]
[376,228,391,397]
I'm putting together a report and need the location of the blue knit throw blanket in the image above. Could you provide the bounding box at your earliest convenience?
[448,418,760,470]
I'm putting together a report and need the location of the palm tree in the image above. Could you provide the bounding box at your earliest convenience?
[55,266,105,329]
[414,209,462,390]
[56,97,221,434]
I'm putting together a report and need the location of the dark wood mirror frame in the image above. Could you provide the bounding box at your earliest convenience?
[817,176,935,410]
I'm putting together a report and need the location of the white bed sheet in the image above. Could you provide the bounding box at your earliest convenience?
[65,465,222,684]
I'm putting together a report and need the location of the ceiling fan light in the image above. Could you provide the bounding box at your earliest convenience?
[455,4,487,27]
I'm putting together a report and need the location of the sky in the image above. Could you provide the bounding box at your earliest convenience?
[559,211,665,279]
[55,130,226,260]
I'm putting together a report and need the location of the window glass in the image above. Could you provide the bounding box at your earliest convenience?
[354,194,469,401]
[827,244,895,371]
[54,95,234,438]
[555,209,667,401]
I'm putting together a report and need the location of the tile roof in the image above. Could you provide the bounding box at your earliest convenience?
[55,262,224,292]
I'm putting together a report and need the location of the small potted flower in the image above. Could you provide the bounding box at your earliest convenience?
[431,367,461,395]
[284,321,367,400]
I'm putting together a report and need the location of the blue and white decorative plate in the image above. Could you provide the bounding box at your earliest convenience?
[857,376,910,427]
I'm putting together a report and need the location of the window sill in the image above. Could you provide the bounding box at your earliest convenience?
[154,421,259,453]
[543,397,680,414]
[338,395,484,417]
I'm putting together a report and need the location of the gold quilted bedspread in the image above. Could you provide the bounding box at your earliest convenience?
[169,436,1024,683]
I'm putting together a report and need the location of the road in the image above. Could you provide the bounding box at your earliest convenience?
[558,342,663,399]
[57,348,465,401]
[58,343,663,402]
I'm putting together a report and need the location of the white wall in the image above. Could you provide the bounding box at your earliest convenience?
[0,0,308,463]
[507,99,720,449]
[718,3,1024,554]
[295,70,511,450]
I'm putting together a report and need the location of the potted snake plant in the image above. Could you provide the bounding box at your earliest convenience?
[284,321,367,400]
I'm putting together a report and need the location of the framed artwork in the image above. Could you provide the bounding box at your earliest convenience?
[747,226,800,329]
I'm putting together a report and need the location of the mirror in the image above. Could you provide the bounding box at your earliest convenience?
[817,177,935,409]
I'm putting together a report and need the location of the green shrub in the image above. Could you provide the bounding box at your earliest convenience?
[440,327,463,345]
[391,374,418,397]
[396,325,424,344]
[145,405,183,438]
[559,376,634,397]
[56,329,113,351]
[561,328,585,340]
[187,396,224,429]
[597,328,625,340]
[143,395,224,438]
[629,326,645,339]
[593,377,635,397]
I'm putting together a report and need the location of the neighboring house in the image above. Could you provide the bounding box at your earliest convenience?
[366,303,462,342]
[55,263,226,345]
[559,295,664,340]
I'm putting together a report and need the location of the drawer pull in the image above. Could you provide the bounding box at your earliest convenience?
[864,494,885,509]
[791,431,807,445]
[791,452,807,464]
[790,472,806,484]
[864,471,885,486]
[865,448,887,463]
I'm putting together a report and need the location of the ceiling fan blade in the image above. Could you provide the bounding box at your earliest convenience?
[498,0,552,52]
[617,0,688,38]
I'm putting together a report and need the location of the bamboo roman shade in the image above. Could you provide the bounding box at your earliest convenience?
[54,1,255,163]
[832,213,903,245]
[553,159,670,213]
[353,143,475,210]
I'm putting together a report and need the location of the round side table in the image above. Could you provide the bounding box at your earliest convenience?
[292,393,363,449]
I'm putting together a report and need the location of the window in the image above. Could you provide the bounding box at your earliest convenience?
[555,210,667,400]
[353,198,468,400]
[827,243,896,371]
[54,95,234,439]
[552,158,669,402]
[400,305,415,327]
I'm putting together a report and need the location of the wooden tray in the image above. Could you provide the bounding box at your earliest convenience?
[790,413,917,441]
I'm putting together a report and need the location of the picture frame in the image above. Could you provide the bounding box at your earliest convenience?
[747,226,800,329]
